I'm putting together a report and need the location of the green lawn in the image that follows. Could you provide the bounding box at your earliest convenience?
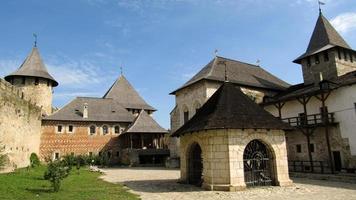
[0,166,139,200]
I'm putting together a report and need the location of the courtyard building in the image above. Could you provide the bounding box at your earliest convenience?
[172,82,293,191]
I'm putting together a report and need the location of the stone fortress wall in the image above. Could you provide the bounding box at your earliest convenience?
[0,78,42,172]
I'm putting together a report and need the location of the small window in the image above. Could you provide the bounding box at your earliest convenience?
[68,125,74,133]
[89,152,93,157]
[307,57,311,66]
[315,55,320,64]
[310,144,315,153]
[89,125,96,135]
[34,78,39,85]
[344,50,348,61]
[54,152,60,160]
[296,144,302,153]
[71,152,74,156]
[323,52,329,62]
[350,52,354,63]
[116,151,120,157]
[338,49,342,59]
[184,111,189,123]
[22,77,26,85]
[102,125,109,135]
[99,151,102,156]
[57,125,63,133]
[114,126,120,134]
[47,80,50,86]
[107,151,112,158]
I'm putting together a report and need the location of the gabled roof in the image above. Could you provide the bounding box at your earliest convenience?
[124,110,167,134]
[103,75,155,111]
[5,47,58,86]
[294,13,352,63]
[170,56,289,94]
[43,97,134,122]
[172,82,292,137]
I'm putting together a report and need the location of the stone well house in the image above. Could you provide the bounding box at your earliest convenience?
[1,46,168,170]
[172,82,293,191]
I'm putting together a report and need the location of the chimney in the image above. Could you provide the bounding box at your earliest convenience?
[83,103,88,119]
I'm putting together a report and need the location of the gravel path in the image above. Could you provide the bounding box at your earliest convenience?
[100,167,356,200]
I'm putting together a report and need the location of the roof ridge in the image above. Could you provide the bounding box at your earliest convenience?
[216,56,260,68]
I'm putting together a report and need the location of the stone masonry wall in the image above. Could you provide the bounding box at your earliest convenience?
[0,78,42,172]
[179,129,292,191]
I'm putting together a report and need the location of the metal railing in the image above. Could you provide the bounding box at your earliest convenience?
[282,113,335,127]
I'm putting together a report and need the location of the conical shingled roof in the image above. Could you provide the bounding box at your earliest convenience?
[5,47,58,86]
[125,110,167,134]
[294,13,352,63]
[172,82,292,137]
[103,75,155,111]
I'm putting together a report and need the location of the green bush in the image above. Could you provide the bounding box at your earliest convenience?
[44,160,70,192]
[0,144,8,169]
[30,153,40,167]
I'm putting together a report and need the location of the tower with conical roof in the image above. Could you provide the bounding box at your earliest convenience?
[5,46,58,115]
[294,12,356,84]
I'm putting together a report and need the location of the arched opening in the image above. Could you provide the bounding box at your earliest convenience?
[243,139,275,187]
[187,142,203,186]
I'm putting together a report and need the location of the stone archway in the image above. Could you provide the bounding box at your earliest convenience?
[187,142,203,186]
[243,139,276,187]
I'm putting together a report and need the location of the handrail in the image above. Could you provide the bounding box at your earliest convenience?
[282,113,335,127]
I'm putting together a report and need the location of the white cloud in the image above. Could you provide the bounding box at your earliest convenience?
[331,12,356,34]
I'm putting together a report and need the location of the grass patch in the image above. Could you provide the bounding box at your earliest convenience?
[0,166,139,200]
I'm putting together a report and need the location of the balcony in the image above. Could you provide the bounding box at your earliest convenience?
[282,113,336,127]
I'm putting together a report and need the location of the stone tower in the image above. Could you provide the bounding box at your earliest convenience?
[294,12,356,84]
[5,46,58,115]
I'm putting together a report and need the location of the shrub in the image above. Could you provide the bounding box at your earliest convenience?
[44,160,70,192]
[30,153,40,167]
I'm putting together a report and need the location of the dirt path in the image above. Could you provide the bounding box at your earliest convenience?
[100,167,356,200]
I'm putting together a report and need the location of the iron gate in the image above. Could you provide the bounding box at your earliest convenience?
[243,140,274,187]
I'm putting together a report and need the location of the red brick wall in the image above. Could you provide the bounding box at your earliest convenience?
[40,121,130,162]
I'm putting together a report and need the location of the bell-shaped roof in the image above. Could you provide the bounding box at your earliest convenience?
[172,82,292,137]
[294,13,352,63]
[103,75,155,111]
[5,47,58,86]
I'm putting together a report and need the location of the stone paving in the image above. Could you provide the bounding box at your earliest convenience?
[100,167,356,200]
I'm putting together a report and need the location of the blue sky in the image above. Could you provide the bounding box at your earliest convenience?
[1,0,356,129]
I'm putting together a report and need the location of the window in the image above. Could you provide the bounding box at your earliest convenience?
[184,111,189,123]
[310,144,315,153]
[102,125,109,135]
[307,57,311,66]
[57,125,63,133]
[296,144,302,153]
[107,151,112,158]
[338,49,342,59]
[323,52,329,62]
[54,152,60,160]
[98,151,102,157]
[88,152,93,157]
[315,55,320,64]
[22,77,26,85]
[344,50,348,61]
[47,80,50,86]
[116,151,120,157]
[89,125,96,135]
[34,78,39,85]
[114,126,120,134]
[68,125,74,133]
[71,152,74,156]
[350,52,354,63]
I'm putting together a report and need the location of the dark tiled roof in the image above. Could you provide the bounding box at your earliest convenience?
[263,71,356,104]
[170,56,290,94]
[43,97,134,122]
[172,82,292,137]
[294,13,352,63]
[5,47,58,86]
[124,110,167,134]
[103,75,155,111]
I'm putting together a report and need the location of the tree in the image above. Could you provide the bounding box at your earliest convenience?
[44,160,70,192]
[30,153,40,167]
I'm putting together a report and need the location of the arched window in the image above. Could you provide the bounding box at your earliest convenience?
[182,105,189,124]
[89,125,96,135]
[193,101,201,114]
[114,126,120,134]
[102,125,109,135]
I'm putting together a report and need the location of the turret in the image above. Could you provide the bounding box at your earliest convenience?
[294,13,356,84]
[4,46,58,115]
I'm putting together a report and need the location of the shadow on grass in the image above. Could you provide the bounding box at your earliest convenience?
[26,187,53,194]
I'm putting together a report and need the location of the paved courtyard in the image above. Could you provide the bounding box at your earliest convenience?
[100,167,356,200]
